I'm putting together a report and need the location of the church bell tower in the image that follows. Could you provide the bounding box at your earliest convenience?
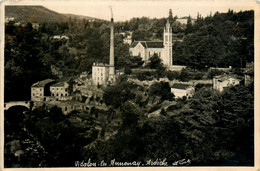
[163,9,173,66]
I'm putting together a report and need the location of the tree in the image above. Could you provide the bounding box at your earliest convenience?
[147,53,161,69]
[127,56,144,68]
[103,80,136,108]
[149,82,173,101]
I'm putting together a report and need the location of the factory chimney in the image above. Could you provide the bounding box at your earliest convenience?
[108,6,116,83]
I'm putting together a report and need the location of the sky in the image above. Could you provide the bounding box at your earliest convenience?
[5,0,256,21]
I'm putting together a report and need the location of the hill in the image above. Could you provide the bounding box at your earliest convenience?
[64,13,105,22]
[5,5,104,23]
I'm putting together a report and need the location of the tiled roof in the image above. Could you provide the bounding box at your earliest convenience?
[56,77,71,82]
[171,83,192,90]
[93,63,109,67]
[130,41,164,48]
[32,79,55,87]
[51,82,66,87]
[146,41,164,48]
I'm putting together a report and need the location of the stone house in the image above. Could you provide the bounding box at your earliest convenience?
[171,83,195,98]
[50,81,70,100]
[31,79,56,101]
[213,75,241,92]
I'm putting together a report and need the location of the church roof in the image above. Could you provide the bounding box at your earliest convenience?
[130,41,164,48]
[146,41,164,48]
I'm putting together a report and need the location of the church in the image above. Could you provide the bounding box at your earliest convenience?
[129,10,173,67]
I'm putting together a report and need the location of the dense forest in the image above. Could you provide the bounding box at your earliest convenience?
[4,7,254,167]
[5,78,254,167]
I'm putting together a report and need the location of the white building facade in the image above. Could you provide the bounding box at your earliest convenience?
[171,83,195,98]
[92,63,109,85]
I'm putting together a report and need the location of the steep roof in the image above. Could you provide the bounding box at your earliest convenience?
[32,79,55,87]
[146,41,164,48]
[50,82,66,87]
[130,41,164,48]
[171,83,192,90]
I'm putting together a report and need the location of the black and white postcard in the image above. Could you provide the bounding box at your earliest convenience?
[0,0,259,170]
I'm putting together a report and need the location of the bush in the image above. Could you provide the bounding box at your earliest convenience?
[179,69,191,82]
[125,66,132,74]
[192,71,204,80]
[166,71,180,81]
[136,73,153,81]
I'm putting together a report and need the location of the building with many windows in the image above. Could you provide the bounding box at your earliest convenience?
[31,79,56,101]
[50,81,70,100]
[92,63,109,85]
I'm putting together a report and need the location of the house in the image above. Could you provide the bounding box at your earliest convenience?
[5,17,14,23]
[50,81,70,100]
[176,17,195,25]
[244,63,254,86]
[213,75,241,92]
[53,35,69,40]
[31,79,56,101]
[171,83,195,98]
[92,63,109,85]
[123,35,132,45]
[32,23,40,30]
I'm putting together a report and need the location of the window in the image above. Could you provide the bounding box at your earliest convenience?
[52,88,54,90]
[65,89,68,92]
[57,88,59,90]
[33,93,35,96]
[101,73,103,76]
[61,88,63,90]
